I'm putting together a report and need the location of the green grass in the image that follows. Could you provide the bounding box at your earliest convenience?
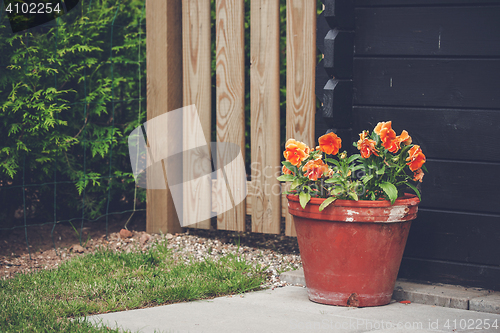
[0,240,267,332]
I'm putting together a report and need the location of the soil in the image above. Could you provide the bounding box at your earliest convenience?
[0,212,299,280]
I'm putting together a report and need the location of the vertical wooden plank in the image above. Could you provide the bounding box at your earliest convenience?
[250,0,281,234]
[182,0,212,229]
[146,0,183,234]
[285,0,316,236]
[216,0,246,232]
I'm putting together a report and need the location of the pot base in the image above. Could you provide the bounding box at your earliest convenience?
[307,289,393,307]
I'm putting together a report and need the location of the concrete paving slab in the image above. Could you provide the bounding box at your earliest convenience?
[280,269,495,312]
[392,280,490,310]
[86,286,500,333]
[470,292,500,314]
[279,268,306,286]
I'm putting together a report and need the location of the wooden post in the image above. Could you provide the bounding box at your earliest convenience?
[215,0,246,232]
[145,0,183,234]
[285,0,316,236]
[182,0,212,230]
[250,0,281,234]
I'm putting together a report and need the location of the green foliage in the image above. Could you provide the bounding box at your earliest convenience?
[0,0,324,225]
[277,123,427,208]
[0,0,146,225]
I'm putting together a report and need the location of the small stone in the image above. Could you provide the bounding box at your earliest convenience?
[119,229,133,239]
[140,233,151,245]
[70,244,85,253]
[166,233,174,240]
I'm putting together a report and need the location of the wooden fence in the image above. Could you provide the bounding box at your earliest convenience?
[145,0,316,237]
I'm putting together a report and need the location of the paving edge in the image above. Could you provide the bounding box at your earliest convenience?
[280,269,500,314]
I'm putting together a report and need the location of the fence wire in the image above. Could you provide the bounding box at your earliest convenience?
[0,0,147,260]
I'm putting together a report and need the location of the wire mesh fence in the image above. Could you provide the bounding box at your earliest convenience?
[0,0,147,259]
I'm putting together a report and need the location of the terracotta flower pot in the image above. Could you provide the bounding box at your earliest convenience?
[287,193,420,307]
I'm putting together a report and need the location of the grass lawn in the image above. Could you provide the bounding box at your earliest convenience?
[0,239,267,332]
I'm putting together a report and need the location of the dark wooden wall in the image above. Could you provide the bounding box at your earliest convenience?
[317,0,500,290]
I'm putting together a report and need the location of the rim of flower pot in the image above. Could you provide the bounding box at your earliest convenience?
[286,192,420,208]
[287,193,420,223]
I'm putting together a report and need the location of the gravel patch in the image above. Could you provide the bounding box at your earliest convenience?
[1,229,303,289]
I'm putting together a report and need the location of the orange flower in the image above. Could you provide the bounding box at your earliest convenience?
[285,139,310,154]
[357,131,379,158]
[388,130,412,153]
[413,168,424,182]
[374,121,397,150]
[318,132,342,155]
[401,131,412,145]
[374,121,390,136]
[406,145,426,171]
[302,159,328,181]
[284,139,310,166]
[282,165,294,175]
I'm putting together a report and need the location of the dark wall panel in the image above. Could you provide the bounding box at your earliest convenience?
[399,257,500,290]
[355,6,500,56]
[353,59,500,109]
[419,160,500,214]
[353,107,500,163]
[405,210,500,266]
[356,0,500,7]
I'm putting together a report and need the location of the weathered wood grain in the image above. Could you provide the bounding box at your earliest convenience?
[216,0,246,232]
[146,0,183,234]
[285,0,316,236]
[250,0,281,234]
[182,0,212,229]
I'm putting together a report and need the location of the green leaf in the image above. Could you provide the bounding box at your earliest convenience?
[299,191,311,209]
[324,176,341,183]
[379,182,398,204]
[281,161,298,174]
[330,187,344,196]
[362,174,374,184]
[405,182,421,201]
[376,165,385,175]
[351,165,364,172]
[348,192,359,201]
[325,158,340,167]
[290,178,301,190]
[422,164,429,173]
[347,154,361,164]
[319,197,337,211]
[277,174,295,182]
